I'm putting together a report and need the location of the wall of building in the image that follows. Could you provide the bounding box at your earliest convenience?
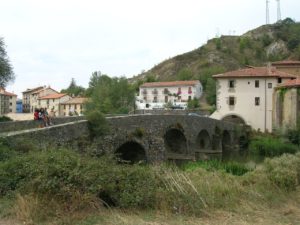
[274,66,300,77]
[9,96,17,113]
[211,77,292,132]
[62,103,84,116]
[31,88,58,112]
[273,88,299,130]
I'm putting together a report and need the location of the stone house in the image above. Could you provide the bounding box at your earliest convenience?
[38,93,72,116]
[0,87,17,115]
[60,97,88,116]
[272,60,300,77]
[137,80,203,109]
[30,87,58,112]
[273,78,300,130]
[22,86,44,113]
[210,66,296,132]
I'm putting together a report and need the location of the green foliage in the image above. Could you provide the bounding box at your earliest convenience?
[261,34,273,47]
[182,160,251,176]
[249,136,299,157]
[214,38,222,50]
[198,66,225,90]
[0,116,12,122]
[0,37,14,87]
[187,98,200,109]
[239,37,252,53]
[86,110,109,137]
[61,78,86,97]
[176,68,193,81]
[85,74,135,114]
[131,128,145,138]
[164,101,173,109]
[206,78,216,105]
[144,74,157,83]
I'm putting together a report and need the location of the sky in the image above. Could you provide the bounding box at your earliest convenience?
[1,0,299,97]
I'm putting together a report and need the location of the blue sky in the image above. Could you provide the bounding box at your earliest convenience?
[1,0,300,97]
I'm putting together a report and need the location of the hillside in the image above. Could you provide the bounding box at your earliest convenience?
[131,18,300,83]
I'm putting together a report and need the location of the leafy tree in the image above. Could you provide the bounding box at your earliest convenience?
[206,78,216,105]
[187,98,200,109]
[61,78,85,97]
[198,66,225,90]
[85,74,135,114]
[145,74,157,82]
[0,38,14,87]
[177,68,193,81]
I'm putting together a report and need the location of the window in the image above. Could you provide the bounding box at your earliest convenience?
[75,104,77,110]
[153,96,157,103]
[9,102,12,106]
[178,96,181,101]
[165,96,168,103]
[177,87,181,94]
[255,97,260,106]
[64,105,66,110]
[268,83,272,88]
[255,80,259,88]
[229,80,235,88]
[229,96,235,106]
[278,78,282,83]
[188,87,192,94]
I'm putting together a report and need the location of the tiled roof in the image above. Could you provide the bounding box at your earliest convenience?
[277,78,300,88]
[213,67,297,79]
[39,93,68,100]
[22,86,44,93]
[141,80,200,88]
[0,87,17,96]
[31,87,58,95]
[272,60,300,66]
[61,97,88,104]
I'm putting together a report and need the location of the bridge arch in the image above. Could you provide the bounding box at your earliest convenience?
[196,130,211,150]
[222,130,231,152]
[164,126,187,154]
[221,114,246,125]
[115,141,147,164]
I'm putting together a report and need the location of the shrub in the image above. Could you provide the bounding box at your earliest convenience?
[249,136,299,157]
[86,110,109,137]
[0,116,12,122]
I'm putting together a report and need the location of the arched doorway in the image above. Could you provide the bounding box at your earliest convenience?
[222,130,231,152]
[222,115,246,125]
[115,141,147,164]
[196,130,211,150]
[164,128,187,154]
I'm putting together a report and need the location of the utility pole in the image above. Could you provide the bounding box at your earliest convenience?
[276,0,281,22]
[266,0,270,24]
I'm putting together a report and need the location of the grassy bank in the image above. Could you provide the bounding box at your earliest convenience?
[1,141,300,224]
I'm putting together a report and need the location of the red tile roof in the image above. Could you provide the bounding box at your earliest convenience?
[31,87,58,95]
[22,86,44,93]
[61,97,88,104]
[213,67,296,79]
[272,60,300,66]
[0,87,17,96]
[141,80,200,88]
[277,78,300,88]
[39,93,68,100]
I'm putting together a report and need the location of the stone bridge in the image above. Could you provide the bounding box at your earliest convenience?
[0,115,248,163]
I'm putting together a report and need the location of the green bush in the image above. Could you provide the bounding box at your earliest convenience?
[182,160,251,176]
[249,136,299,157]
[0,116,12,122]
[86,110,109,137]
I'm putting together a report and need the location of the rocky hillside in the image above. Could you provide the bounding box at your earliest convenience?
[131,18,300,83]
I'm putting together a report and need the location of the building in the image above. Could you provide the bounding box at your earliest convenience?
[136,80,203,109]
[273,78,300,130]
[272,60,300,77]
[30,87,58,112]
[0,87,17,115]
[38,93,72,116]
[61,97,87,116]
[210,66,296,132]
[16,99,22,113]
[22,86,44,113]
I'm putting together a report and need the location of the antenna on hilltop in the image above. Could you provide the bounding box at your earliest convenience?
[276,0,281,22]
[266,0,270,24]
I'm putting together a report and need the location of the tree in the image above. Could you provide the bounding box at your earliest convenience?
[61,78,85,97]
[85,74,135,114]
[0,38,14,87]
[206,78,216,105]
[177,68,193,81]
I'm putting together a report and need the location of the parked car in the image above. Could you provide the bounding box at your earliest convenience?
[171,105,184,110]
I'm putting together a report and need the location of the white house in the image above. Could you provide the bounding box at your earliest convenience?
[136,80,203,109]
[210,66,296,132]
[0,87,17,115]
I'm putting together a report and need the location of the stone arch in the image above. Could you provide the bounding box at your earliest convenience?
[196,130,211,150]
[164,128,187,154]
[115,141,147,164]
[222,130,231,152]
[221,114,246,125]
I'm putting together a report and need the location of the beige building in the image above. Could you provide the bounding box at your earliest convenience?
[61,97,87,116]
[38,93,71,116]
[0,87,17,115]
[137,80,203,109]
[22,86,44,113]
[31,87,58,112]
[272,60,300,77]
[273,78,300,130]
[211,67,296,132]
